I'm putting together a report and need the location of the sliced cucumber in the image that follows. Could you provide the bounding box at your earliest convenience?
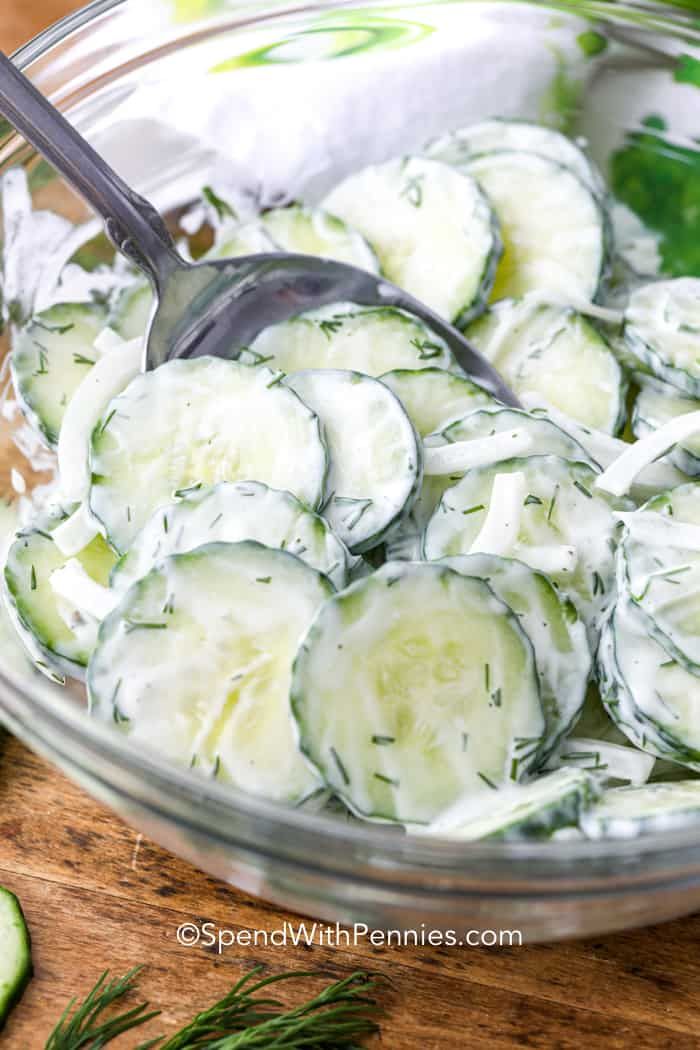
[112,481,350,593]
[598,598,700,770]
[633,375,700,477]
[582,781,700,839]
[418,767,599,842]
[89,357,328,554]
[204,219,279,262]
[58,336,143,505]
[439,552,590,754]
[90,541,330,803]
[0,502,39,681]
[108,279,153,340]
[549,736,655,786]
[285,369,420,553]
[0,887,32,1030]
[465,299,624,434]
[624,279,700,397]
[379,368,494,438]
[323,156,501,323]
[249,303,454,375]
[427,120,605,196]
[10,302,107,448]
[618,486,700,673]
[423,455,620,634]
[260,205,379,272]
[3,508,116,678]
[291,561,544,824]
[465,151,610,303]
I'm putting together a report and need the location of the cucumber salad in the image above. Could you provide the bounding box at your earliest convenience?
[4,118,700,843]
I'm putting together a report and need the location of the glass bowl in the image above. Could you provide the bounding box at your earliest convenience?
[1,0,700,943]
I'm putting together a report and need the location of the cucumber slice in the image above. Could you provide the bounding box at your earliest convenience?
[89,357,328,554]
[379,368,494,438]
[439,552,591,754]
[0,887,32,1030]
[204,219,279,262]
[90,541,330,803]
[618,486,700,673]
[427,120,605,196]
[582,781,700,839]
[633,375,700,477]
[624,279,700,397]
[418,767,599,842]
[260,205,379,272]
[285,369,421,553]
[598,598,700,770]
[291,561,544,824]
[112,481,350,593]
[0,502,40,680]
[423,456,620,634]
[465,299,624,434]
[249,303,454,375]
[10,302,107,448]
[108,279,153,340]
[323,157,501,323]
[465,151,610,303]
[387,407,595,564]
[3,508,116,678]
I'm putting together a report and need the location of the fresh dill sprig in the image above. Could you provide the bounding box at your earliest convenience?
[45,966,385,1049]
[44,967,160,1050]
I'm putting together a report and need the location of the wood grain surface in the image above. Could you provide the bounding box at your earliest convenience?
[2,3,700,1048]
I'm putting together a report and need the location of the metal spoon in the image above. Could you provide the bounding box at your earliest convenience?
[0,51,518,404]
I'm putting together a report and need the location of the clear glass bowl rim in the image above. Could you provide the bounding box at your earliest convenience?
[2,0,700,898]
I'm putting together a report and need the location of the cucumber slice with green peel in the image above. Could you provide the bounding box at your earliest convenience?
[204,220,279,261]
[465,299,624,434]
[108,279,153,340]
[617,486,700,673]
[427,120,605,196]
[249,303,455,376]
[90,541,330,803]
[417,767,600,842]
[423,456,621,635]
[291,561,545,824]
[322,156,501,323]
[260,205,379,272]
[0,887,32,1030]
[582,781,700,839]
[624,279,700,397]
[439,552,591,755]
[112,481,350,594]
[0,502,41,681]
[548,736,655,786]
[598,599,700,770]
[10,301,108,448]
[3,508,116,678]
[465,151,610,304]
[89,357,328,554]
[633,375,700,477]
[285,369,421,553]
[379,368,494,438]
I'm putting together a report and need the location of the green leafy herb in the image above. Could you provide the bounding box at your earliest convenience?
[318,318,343,340]
[72,353,96,367]
[202,185,237,221]
[462,504,485,516]
[330,746,350,786]
[400,173,424,208]
[30,565,37,591]
[44,967,160,1050]
[372,734,395,746]
[374,772,399,787]
[524,494,542,507]
[409,336,443,360]
[477,771,498,790]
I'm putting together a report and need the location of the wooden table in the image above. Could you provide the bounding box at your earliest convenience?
[2,3,700,1047]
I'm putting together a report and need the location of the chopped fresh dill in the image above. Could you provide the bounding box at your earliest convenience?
[462,504,485,516]
[330,746,350,786]
[374,772,399,787]
[372,735,395,746]
[477,771,498,790]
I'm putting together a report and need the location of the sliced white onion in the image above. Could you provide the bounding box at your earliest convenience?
[423,430,533,476]
[49,559,117,622]
[595,411,700,497]
[617,511,700,551]
[469,471,526,557]
[93,326,126,356]
[51,504,100,557]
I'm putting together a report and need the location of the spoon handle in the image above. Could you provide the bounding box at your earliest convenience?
[0,51,183,290]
